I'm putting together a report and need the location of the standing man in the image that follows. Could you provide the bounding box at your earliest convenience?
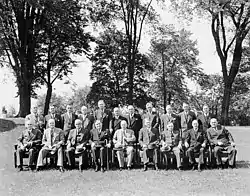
[185,120,207,171]
[36,119,65,172]
[197,104,212,132]
[179,103,196,141]
[110,107,127,138]
[142,102,160,130]
[207,118,237,169]
[93,100,113,133]
[65,119,90,171]
[89,120,111,172]
[139,118,160,171]
[61,104,78,140]
[25,105,44,129]
[45,105,62,129]
[16,120,42,171]
[113,120,136,170]
[161,105,181,133]
[78,106,95,133]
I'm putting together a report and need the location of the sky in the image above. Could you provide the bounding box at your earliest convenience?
[0,5,222,113]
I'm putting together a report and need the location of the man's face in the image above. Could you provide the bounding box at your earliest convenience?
[128,107,134,114]
[26,121,33,130]
[183,104,189,112]
[48,120,55,129]
[98,102,105,109]
[192,121,198,129]
[95,121,101,130]
[166,106,172,114]
[145,120,151,128]
[50,106,55,114]
[203,106,209,114]
[66,105,73,113]
[121,121,127,129]
[210,119,218,128]
[81,107,87,115]
[167,123,174,131]
[114,108,119,116]
[146,104,152,112]
[75,121,82,130]
[32,106,38,114]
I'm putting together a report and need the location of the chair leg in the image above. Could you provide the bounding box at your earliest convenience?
[14,152,17,168]
[106,148,109,171]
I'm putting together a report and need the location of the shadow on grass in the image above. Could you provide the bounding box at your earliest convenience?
[0,118,17,133]
[236,160,250,168]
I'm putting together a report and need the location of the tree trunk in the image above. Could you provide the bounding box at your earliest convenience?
[221,82,232,125]
[44,84,53,115]
[162,52,167,114]
[168,93,172,105]
[17,82,31,117]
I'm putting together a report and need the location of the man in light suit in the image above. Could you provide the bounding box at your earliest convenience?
[113,120,136,170]
[197,104,212,132]
[161,105,181,133]
[61,104,78,140]
[110,107,127,138]
[161,122,182,171]
[36,119,65,172]
[207,118,237,169]
[139,118,160,171]
[45,105,62,129]
[65,119,90,171]
[78,106,94,133]
[185,120,207,171]
[89,120,111,172]
[179,103,196,141]
[25,105,44,129]
[16,120,42,171]
[142,102,160,130]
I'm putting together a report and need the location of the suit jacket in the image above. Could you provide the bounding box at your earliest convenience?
[185,128,207,149]
[111,115,127,133]
[179,111,196,131]
[67,128,90,147]
[207,126,234,147]
[42,127,65,147]
[94,108,112,130]
[25,113,45,127]
[161,129,181,147]
[45,113,62,129]
[89,128,111,145]
[142,112,160,129]
[113,128,136,146]
[61,112,78,132]
[139,127,160,147]
[197,113,212,131]
[78,114,95,132]
[126,113,142,140]
[17,128,42,146]
[160,113,180,132]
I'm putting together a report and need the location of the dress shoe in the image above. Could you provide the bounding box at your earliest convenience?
[127,166,131,171]
[197,164,201,172]
[178,167,183,171]
[95,166,99,172]
[100,167,104,173]
[143,165,147,171]
[59,167,65,173]
[17,167,23,172]
[119,167,123,171]
[228,165,235,169]
[217,164,223,170]
[34,167,41,173]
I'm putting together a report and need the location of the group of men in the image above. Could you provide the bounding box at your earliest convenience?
[16,100,237,173]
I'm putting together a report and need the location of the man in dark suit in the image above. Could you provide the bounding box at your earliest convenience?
[197,104,212,132]
[179,103,196,141]
[161,105,181,133]
[78,106,94,133]
[89,120,111,172]
[16,120,42,171]
[110,107,127,138]
[93,100,112,132]
[185,120,207,171]
[139,118,160,171]
[126,105,142,141]
[65,119,90,171]
[142,102,160,130]
[61,104,78,140]
[207,118,237,169]
[45,105,62,129]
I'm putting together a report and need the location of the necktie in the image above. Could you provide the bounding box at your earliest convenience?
[51,129,54,145]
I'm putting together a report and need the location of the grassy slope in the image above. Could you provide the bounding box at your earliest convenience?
[0,122,250,196]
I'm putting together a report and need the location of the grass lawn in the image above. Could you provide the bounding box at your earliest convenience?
[0,120,250,196]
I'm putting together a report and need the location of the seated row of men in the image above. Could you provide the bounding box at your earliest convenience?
[16,114,237,172]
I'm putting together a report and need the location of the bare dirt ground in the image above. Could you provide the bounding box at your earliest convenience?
[0,119,250,196]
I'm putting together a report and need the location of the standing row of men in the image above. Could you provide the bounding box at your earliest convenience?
[16,100,237,172]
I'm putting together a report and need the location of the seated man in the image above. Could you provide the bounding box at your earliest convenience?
[139,118,160,171]
[160,122,182,171]
[207,118,237,169]
[36,119,65,172]
[16,120,42,171]
[185,120,207,172]
[113,120,136,170]
[89,120,111,172]
[65,119,90,171]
